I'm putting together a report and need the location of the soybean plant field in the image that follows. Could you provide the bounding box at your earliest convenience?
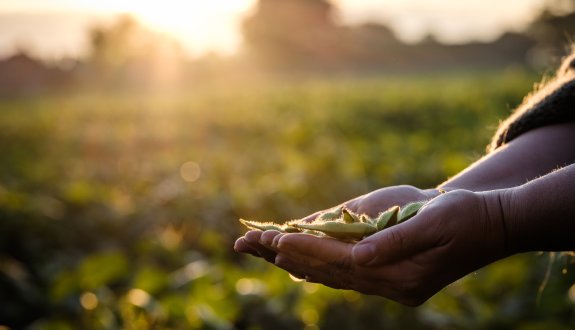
[1,71,574,329]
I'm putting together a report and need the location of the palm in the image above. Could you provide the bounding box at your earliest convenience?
[268,190,511,305]
[234,185,437,265]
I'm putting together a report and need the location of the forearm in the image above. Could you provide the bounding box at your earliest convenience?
[439,121,575,192]
[500,163,575,252]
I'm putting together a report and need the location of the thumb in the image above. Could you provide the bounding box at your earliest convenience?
[352,215,434,266]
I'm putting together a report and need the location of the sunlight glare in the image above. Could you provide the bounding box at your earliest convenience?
[76,0,256,55]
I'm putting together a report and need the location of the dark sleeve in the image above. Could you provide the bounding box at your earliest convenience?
[489,52,575,152]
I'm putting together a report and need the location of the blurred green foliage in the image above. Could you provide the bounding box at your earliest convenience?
[1,70,574,329]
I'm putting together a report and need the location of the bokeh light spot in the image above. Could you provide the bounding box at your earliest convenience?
[180,161,201,182]
[235,277,266,295]
[80,291,99,310]
[127,288,151,307]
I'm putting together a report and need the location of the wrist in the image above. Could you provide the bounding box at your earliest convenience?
[501,166,575,252]
[478,189,517,256]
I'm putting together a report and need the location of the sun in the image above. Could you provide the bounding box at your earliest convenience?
[78,0,256,56]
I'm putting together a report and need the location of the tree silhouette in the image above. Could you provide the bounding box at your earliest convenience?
[86,15,185,89]
[242,0,345,71]
[88,15,143,71]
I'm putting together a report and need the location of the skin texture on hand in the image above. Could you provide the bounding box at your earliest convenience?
[233,185,438,262]
[504,163,575,253]
[240,190,511,306]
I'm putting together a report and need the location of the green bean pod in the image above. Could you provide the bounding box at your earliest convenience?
[316,206,344,221]
[374,205,399,230]
[397,200,427,223]
[342,208,361,224]
[239,219,299,232]
[239,198,435,241]
[290,221,377,240]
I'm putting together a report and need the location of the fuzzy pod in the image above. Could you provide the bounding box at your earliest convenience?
[290,221,377,240]
[374,205,400,230]
[316,206,344,221]
[359,214,371,224]
[239,219,287,232]
[342,208,361,224]
[397,200,427,223]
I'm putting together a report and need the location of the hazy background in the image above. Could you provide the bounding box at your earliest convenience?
[0,0,553,59]
[1,0,575,329]
[1,0,574,95]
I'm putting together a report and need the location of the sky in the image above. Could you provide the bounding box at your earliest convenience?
[0,0,552,60]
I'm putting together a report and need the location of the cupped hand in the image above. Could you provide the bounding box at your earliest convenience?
[251,189,513,306]
[234,185,439,265]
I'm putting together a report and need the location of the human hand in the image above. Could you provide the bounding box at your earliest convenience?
[234,185,440,264]
[249,189,513,306]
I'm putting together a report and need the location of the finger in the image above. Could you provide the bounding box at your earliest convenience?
[259,230,283,251]
[352,214,437,266]
[275,233,354,262]
[242,230,265,252]
[234,237,260,257]
[274,253,354,290]
[242,230,279,263]
[273,234,356,289]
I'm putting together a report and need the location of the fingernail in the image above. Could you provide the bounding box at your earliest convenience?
[352,243,375,265]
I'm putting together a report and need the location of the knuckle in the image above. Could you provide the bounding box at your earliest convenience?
[386,228,406,250]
